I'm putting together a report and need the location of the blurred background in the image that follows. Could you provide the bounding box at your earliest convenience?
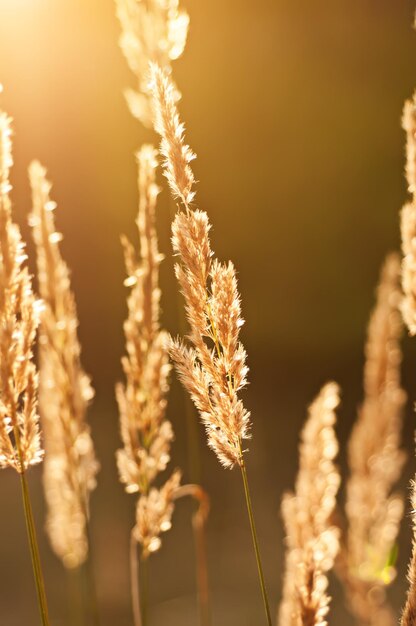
[0,0,415,624]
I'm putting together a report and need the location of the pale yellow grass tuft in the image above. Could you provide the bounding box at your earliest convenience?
[150,63,195,205]
[401,93,416,334]
[116,144,180,557]
[29,160,99,569]
[0,112,43,473]
[339,253,406,625]
[279,383,341,626]
[150,63,250,470]
[115,0,189,127]
[401,482,416,626]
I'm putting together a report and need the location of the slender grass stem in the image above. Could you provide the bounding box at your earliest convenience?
[238,446,271,626]
[130,532,142,626]
[67,567,84,626]
[83,520,101,626]
[140,553,148,626]
[19,471,51,626]
[193,515,211,626]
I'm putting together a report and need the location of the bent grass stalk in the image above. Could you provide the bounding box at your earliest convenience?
[129,483,211,626]
[173,484,211,626]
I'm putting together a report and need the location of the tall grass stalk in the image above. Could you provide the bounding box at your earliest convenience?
[238,446,271,626]
[130,532,142,626]
[81,531,101,626]
[67,568,84,626]
[0,111,49,626]
[140,554,149,626]
[150,63,271,624]
[19,471,50,626]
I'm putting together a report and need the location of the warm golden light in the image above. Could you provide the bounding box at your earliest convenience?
[1,2,416,625]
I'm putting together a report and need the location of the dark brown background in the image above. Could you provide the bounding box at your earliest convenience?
[0,0,415,624]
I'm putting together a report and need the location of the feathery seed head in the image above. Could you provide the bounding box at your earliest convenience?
[340,254,406,624]
[150,63,196,206]
[403,94,416,196]
[279,383,341,626]
[29,160,98,568]
[0,112,43,474]
[401,202,416,335]
[401,93,416,335]
[134,470,181,558]
[151,67,251,469]
[117,144,179,554]
[115,0,189,127]
[400,480,416,626]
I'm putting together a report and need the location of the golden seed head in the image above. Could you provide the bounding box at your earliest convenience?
[279,383,341,626]
[115,0,189,127]
[0,112,43,474]
[29,160,98,568]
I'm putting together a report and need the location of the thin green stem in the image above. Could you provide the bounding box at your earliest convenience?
[19,471,51,626]
[239,447,271,626]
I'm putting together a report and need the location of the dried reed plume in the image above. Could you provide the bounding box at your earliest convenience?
[115,0,189,127]
[279,382,341,626]
[0,109,50,626]
[401,92,416,334]
[400,31,416,625]
[28,161,99,570]
[339,254,406,626]
[0,114,43,473]
[150,63,271,625]
[150,65,249,468]
[401,482,416,626]
[116,144,180,558]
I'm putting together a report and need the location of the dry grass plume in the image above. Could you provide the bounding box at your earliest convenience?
[115,0,189,127]
[116,144,180,557]
[150,63,251,469]
[0,112,43,473]
[29,161,99,569]
[279,383,341,626]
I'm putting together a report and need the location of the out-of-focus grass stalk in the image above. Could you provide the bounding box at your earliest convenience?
[140,554,149,626]
[130,532,142,626]
[67,568,84,626]
[173,484,211,626]
[82,522,100,626]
